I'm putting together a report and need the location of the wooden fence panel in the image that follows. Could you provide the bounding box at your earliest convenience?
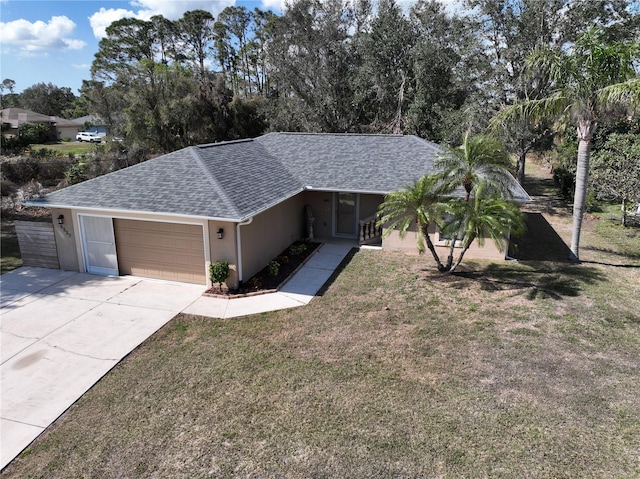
[15,221,60,269]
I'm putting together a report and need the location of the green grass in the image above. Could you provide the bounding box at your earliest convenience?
[1,221,23,274]
[3,216,640,478]
[29,141,97,156]
[3,161,640,477]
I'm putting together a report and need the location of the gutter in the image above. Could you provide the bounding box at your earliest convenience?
[22,201,241,223]
[236,216,254,283]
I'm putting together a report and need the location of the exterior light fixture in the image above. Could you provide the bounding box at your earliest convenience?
[57,215,64,225]
[217,228,224,239]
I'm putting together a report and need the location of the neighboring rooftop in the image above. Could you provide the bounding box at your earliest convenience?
[0,108,81,128]
[28,133,531,220]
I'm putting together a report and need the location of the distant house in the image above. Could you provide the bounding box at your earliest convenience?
[27,133,531,289]
[0,108,82,141]
[73,114,108,137]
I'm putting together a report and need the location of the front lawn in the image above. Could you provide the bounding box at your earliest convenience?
[3,210,640,477]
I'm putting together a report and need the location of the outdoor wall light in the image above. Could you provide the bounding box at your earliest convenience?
[57,215,64,225]
[217,228,224,239]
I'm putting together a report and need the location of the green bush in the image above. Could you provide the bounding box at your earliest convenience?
[552,165,575,199]
[267,260,280,277]
[1,158,41,184]
[209,260,230,290]
[65,162,88,185]
[0,180,18,198]
[290,243,308,256]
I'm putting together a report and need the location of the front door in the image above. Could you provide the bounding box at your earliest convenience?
[335,192,358,238]
[80,215,119,276]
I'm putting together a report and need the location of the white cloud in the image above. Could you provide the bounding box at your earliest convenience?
[89,0,235,39]
[0,16,86,55]
[261,0,286,12]
[88,7,137,39]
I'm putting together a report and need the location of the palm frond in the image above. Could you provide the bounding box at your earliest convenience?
[596,77,640,108]
[491,92,570,128]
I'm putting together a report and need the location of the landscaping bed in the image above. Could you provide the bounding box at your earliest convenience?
[204,240,321,297]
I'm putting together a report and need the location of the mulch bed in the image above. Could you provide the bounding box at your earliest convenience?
[204,240,321,298]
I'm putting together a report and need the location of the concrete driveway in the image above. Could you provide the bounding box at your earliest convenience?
[0,244,354,470]
[0,267,204,470]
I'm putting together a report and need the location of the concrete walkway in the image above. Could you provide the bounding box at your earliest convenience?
[0,243,353,470]
[183,243,353,318]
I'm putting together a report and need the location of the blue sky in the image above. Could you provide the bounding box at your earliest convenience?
[0,0,284,95]
[0,0,458,96]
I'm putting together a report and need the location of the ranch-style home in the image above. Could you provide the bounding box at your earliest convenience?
[0,108,82,141]
[27,133,530,289]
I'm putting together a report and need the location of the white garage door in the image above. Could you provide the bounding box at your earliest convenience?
[80,215,118,276]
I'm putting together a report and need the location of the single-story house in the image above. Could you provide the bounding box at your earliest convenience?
[1,108,82,141]
[27,133,531,288]
[73,114,108,137]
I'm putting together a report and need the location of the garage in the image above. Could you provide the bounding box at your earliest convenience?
[114,219,206,285]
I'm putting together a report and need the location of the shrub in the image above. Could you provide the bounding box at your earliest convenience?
[1,158,41,184]
[250,277,262,290]
[267,260,280,277]
[65,162,88,185]
[1,180,18,199]
[209,260,230,290]
[290,242,308,256]
[277,255,289,264]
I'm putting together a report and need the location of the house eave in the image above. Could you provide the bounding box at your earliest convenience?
[22,201,241,223]
[303,186,390,196]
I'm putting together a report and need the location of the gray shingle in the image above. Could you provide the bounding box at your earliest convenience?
[29,133,530,219]
[256,133,445,193]
[196,139,303,218]
[30,148,241,219]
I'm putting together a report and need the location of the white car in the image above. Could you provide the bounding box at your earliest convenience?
[76,132,102,143]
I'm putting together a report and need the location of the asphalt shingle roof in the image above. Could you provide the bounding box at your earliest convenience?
[256,133,444,193]
[30,133,530,220]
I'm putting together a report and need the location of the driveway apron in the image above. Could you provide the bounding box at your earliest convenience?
[0,268,204,470]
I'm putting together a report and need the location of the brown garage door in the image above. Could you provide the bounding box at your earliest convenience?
[114,219,205,284]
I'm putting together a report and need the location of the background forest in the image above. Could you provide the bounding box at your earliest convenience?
[1,0,640,206]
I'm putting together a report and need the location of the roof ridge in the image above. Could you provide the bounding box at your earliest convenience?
[197,138,254,149]
[187,146,241,218]
[265,132,405,138]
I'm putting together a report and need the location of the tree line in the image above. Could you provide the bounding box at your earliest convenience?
[3,0,639,152]
[2,0,639,261]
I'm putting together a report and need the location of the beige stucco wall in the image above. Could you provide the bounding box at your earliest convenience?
[303,191,384,240]
[64,209,211,282]
[382,224,507,261]
[239,194,306,282]
[51,208,80,271]
[208,221,239,289]
[303,191,333,239]
[359,194,384,219]
[57,126,81,140]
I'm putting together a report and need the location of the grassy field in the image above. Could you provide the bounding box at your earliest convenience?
[2,168,640,478]
[28,141,97,156]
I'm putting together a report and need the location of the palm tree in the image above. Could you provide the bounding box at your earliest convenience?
[493,27,640,261]
[377,174,451,272]
[443,190,525,273]
[435,132,515,202]
[378,174,525,273]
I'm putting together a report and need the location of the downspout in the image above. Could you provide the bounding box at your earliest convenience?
[236,217,254,283]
